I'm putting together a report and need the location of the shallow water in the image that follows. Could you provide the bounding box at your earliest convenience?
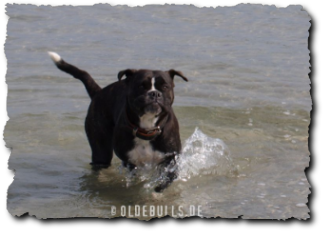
[5,4,311,219]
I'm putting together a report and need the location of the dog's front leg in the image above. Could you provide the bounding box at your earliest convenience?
[154,153,178,193]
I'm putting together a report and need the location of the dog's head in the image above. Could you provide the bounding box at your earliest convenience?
[118,69,188,117]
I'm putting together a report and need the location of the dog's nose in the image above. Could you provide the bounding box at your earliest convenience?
[148,91,162,100]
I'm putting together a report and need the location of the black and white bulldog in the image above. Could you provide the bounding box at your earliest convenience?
[48,52,188,192]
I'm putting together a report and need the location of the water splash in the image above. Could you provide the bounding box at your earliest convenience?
[177,127,237,181]
[119,128,237,189]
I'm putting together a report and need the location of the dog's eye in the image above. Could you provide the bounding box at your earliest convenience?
[163,85,169,90]
[139,82,149,90]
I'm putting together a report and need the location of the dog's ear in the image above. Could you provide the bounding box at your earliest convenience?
[118,69,137,81]
[168,69,188,82]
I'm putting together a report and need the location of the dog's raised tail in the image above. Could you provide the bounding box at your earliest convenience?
[48,52,101,99]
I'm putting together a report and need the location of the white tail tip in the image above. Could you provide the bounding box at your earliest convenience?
[48,51,62,63]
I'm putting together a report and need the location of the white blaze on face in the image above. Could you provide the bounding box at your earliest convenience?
[150,77,156,91]
[140,77,159,129]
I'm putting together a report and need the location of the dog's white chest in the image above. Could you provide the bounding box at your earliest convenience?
[128,138,165,167]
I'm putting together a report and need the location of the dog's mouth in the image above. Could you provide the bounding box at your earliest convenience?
[144,101,162,115]
[132,96,167,117]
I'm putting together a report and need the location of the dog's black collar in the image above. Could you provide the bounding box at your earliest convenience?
[126,110,162,141]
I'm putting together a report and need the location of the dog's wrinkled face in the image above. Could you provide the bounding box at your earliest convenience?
[130,70,173,116]
[118,69,188,117]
